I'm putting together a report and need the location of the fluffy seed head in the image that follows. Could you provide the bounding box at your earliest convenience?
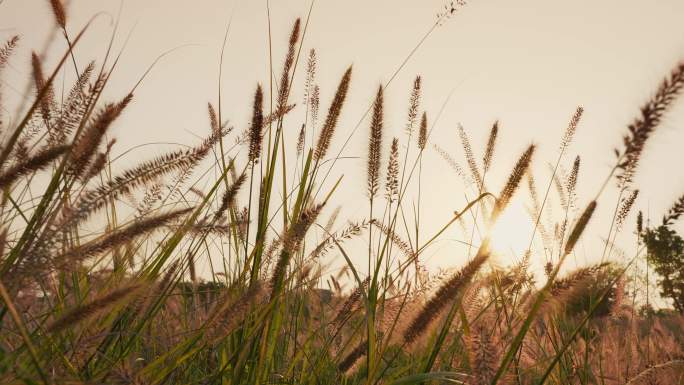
[564,200,597,255]
[57,208,193,265]
[0,36,19,71]
[70,94,131,178]
[483,120,498,172]
[663,193,684,226]
[560,106,583,151]
[617,189,639,231]
[31,52,56,126]
[458,123,483,189]
[208,103,219,136]
[418,112,428,150]
[385,138,399,202]
[616,62,684,186]
[47,284,141,333]
[248,85,264,163]
[404,251,488,344]
[367,85,384,199]
[215,172,247,220]
[49,0,67,28]
[493,144,536,220]
[0,145,69,189]
[277,18,301,111]
[406,75,422,135]
[566,156,580,199]
[314,67,352,161]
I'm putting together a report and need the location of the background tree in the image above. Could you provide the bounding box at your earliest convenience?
[642,194,684,314]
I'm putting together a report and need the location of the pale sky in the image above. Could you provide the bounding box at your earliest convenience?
[2,1,684,278]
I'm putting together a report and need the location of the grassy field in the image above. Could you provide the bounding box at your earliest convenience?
[0,2,683,384]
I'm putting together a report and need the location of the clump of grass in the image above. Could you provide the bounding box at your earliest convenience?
[0,9,683,385]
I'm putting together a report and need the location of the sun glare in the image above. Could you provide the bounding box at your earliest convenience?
[489,199,535,259]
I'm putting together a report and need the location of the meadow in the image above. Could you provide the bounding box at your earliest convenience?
[0,1,683,384]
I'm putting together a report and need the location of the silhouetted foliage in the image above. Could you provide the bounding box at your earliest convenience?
[643,225,684,314]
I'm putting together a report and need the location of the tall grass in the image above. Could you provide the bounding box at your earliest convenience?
[0,3,683,385]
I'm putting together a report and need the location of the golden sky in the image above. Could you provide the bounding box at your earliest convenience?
[2,0,684,275]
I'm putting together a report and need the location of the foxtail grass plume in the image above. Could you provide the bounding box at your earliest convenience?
[560,106,583,151]
[0,36,18,129]
[436,0,468,25]
[208,103,220,136]
[541,263,611,316]
[418,112,427,150]
[458,123,483,189]
[338,339,367,372]
[304,49,317,105]
[47,284,141,333]
[277,18,301,112]
[58,207,193,265]
[331,278,369,329]
[49,0,67,29]
[248,85,264,163]
[0,145,68,189]
[483,120,498,173]
[564,200,597,256]
[467,320,499,385]
[406,75,422,135]
[367,85,384,199]
[215,172,247,220]
[662,193,684,225]
[492,144,536,220]
[310,84,320,128]
[616,62,684,186]
[404,252,488,344]
[433,143,468,181]
[296,124,305,155]
[58,137,216,228]
[386,138,399,202]
[0,36,19,70]
[314,67,352,161]
[551,163,569,210]
[51,61,95,145]
[270,203,325,297]
[616,189,639,230]
[566,156,580,200]
[527,173,541,219]
[371,219,413,259]
[31,52,56,126]
[70,94,132,178]
[550,262,609,297]
[308,220,367,261]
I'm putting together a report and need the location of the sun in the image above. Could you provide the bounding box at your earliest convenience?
[488,199,536,259]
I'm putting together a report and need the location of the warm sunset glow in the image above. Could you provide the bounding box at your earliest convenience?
[489,199,535,258]
[2,1,683,383]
